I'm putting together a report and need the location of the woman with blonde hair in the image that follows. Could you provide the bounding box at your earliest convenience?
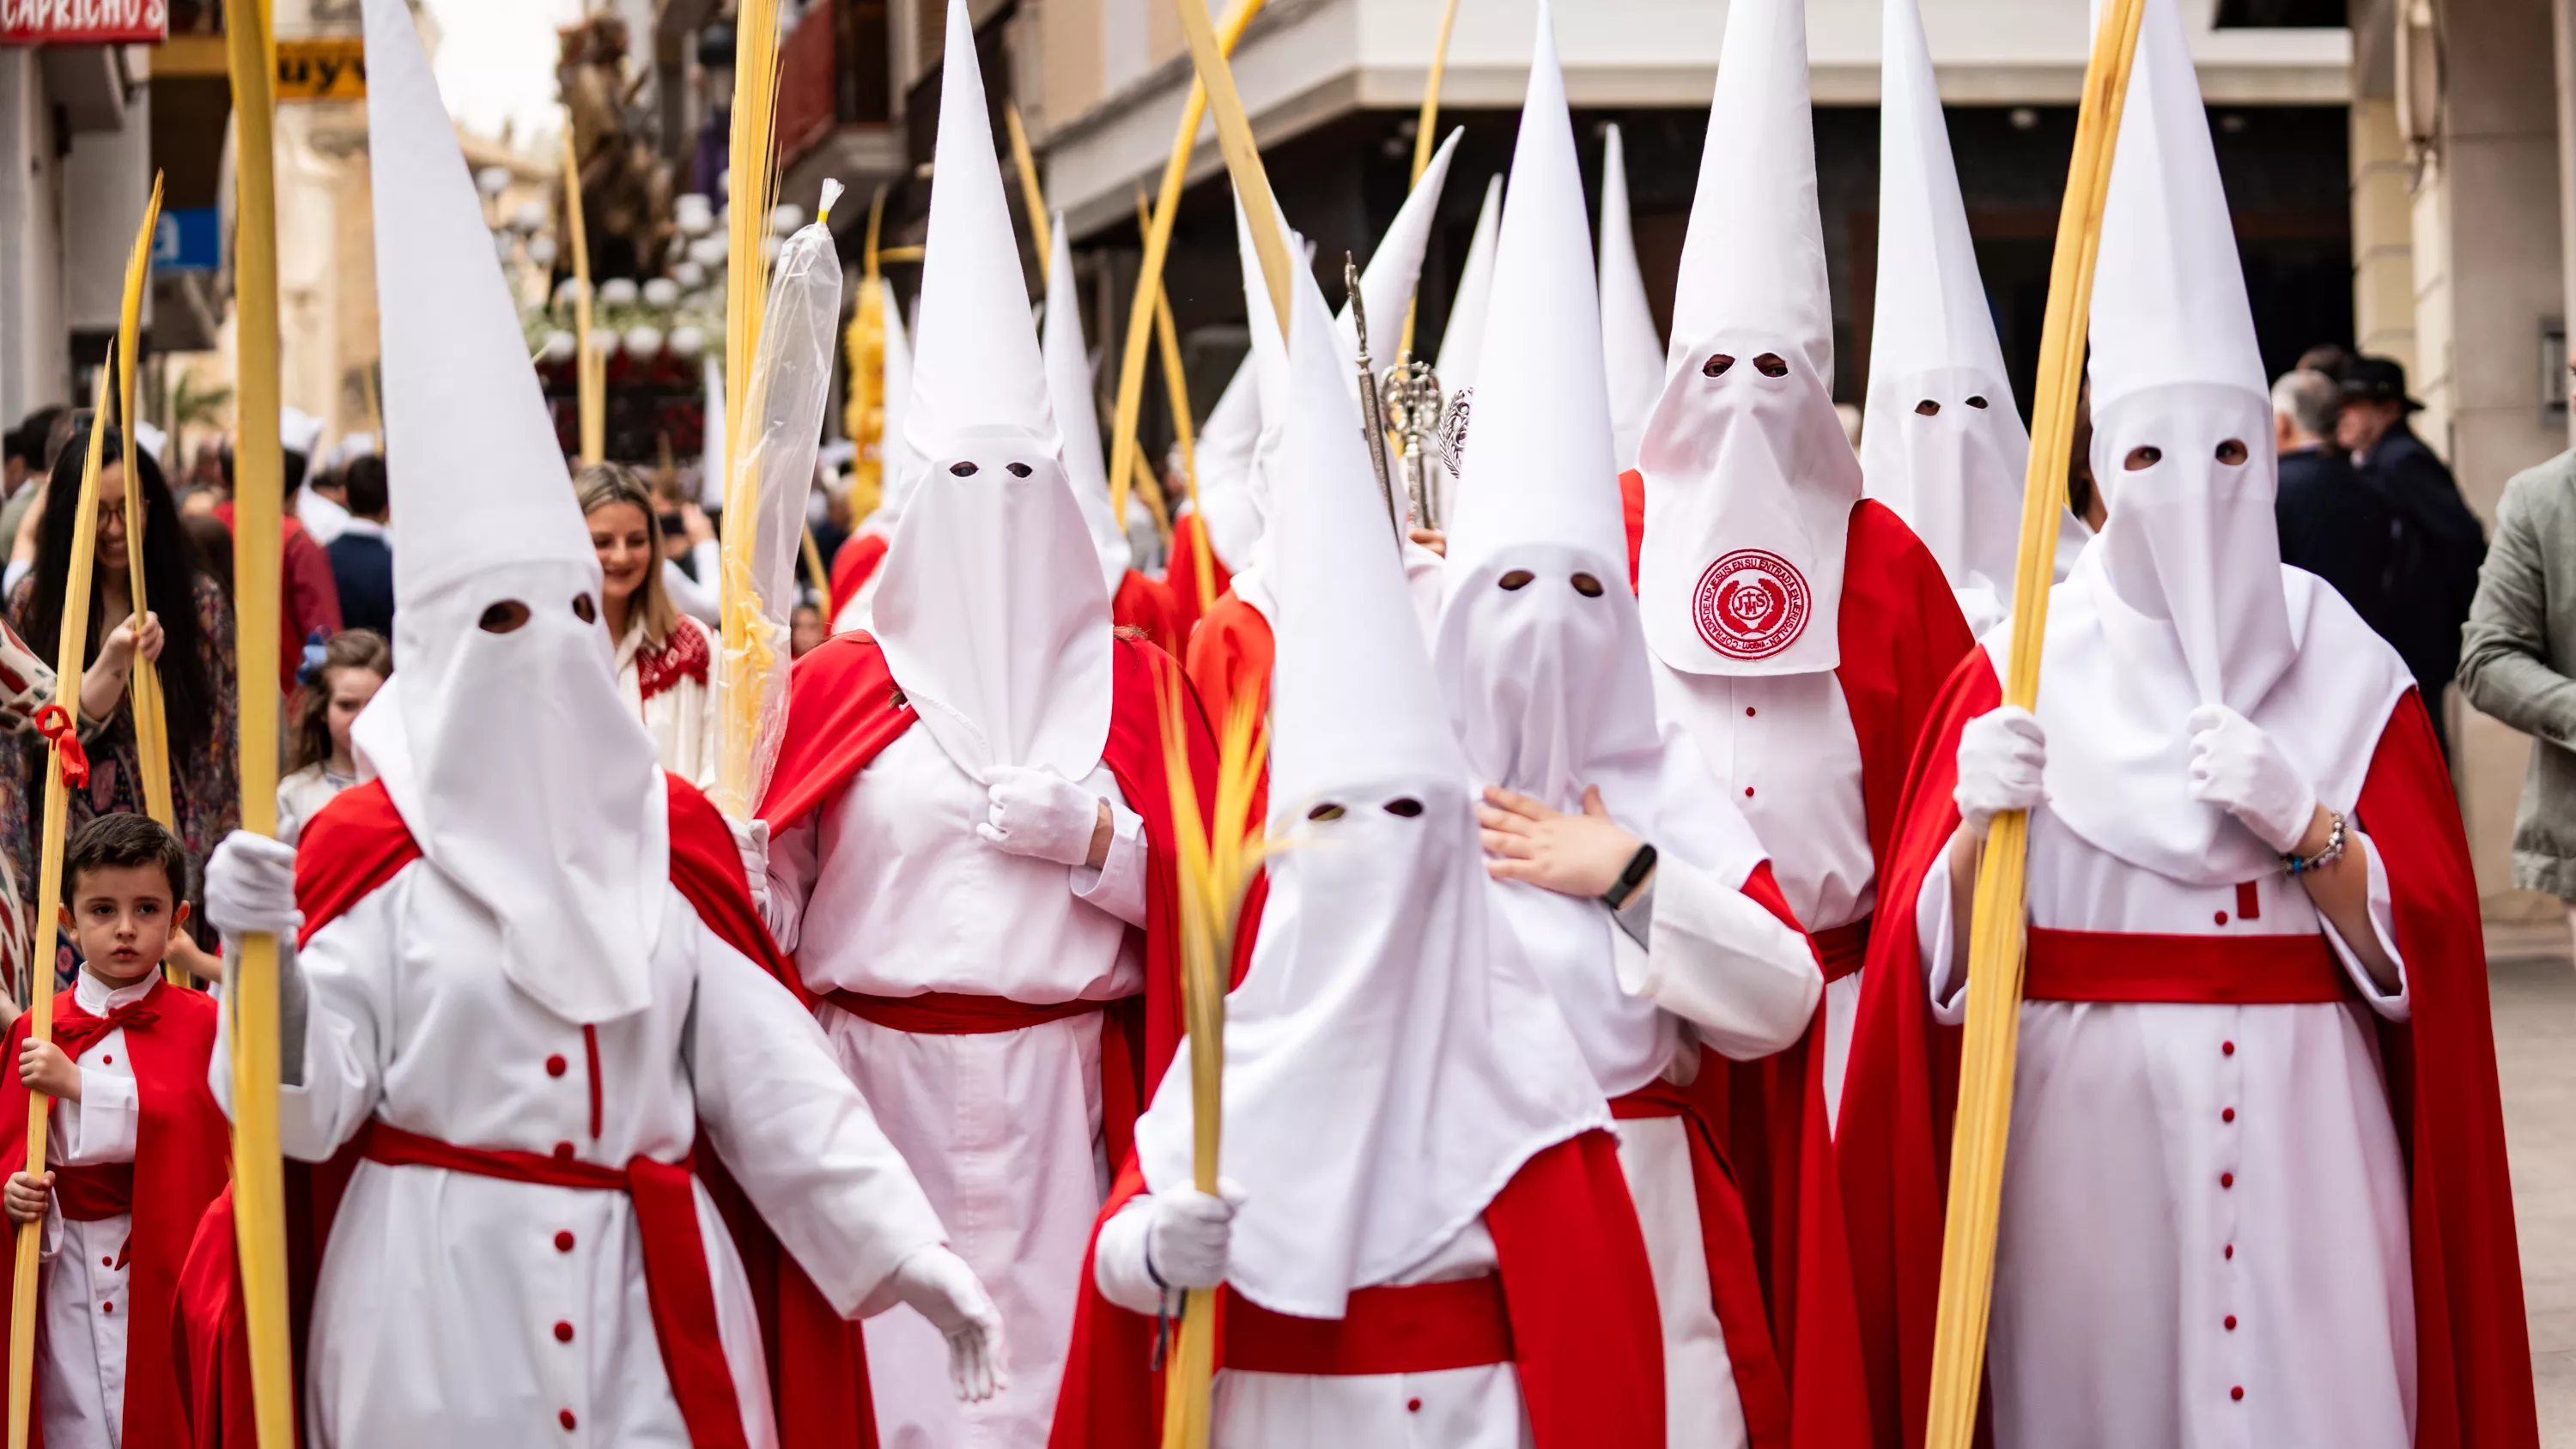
[577,462,715,785]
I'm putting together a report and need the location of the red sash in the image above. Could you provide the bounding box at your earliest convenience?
[54,1162,134,1222]
[823,990,1104,1035]
[359,1121,749,1449]
[1612,1081,1791,1449]
[1816,919,1872,985]
[2021,928,2349,1005]
[1222,1277,1514,1376]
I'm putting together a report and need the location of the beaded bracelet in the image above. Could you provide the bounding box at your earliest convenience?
[2283,809,2348,876]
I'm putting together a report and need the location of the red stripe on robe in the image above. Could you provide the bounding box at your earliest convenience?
[0,977,228,1449]
[754,629,1218,1166]
[1048,1131,1666,1449]
[173,773,881,1449]
[1834,652,2539,1449]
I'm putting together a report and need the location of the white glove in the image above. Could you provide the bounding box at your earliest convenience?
[1953,706,2047,840]
[2186,704,2317,853]
[726,815,769,915]
[975,765,1103,867]
[1146,1182,1245,1292]
[204,831,302,943]
[888,1245,1006,1404]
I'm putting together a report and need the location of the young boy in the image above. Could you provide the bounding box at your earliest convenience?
[0,813,228,1448]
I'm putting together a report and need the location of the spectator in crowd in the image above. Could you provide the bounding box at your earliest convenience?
[212,418,344,694]
[579,462,715,785]
[2459,364,2576,943]
[2295,341,2354,382]
[790,596,826,658]
[2340,355,2487,752]
[276,628,390,844]
[649,466,721,624]
[2272,366,2396,634]
[0,426,236,985]
[326,452,394,637]
[181,512,234,599]
[0,409,67,555]
[281,407,347,546]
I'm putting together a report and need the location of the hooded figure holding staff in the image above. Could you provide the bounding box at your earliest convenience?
[748,4,1217,1441]
[1836,1,2537,1443]
[184,1,1003,1442]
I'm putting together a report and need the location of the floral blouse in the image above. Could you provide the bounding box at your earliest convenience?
[0,573,240,991]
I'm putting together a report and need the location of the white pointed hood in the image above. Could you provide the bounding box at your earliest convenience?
[870,0,1112,785]
[1598,125,1662,472]
[1437,4,1768,1096]
[1343,128,1461,371]
[1635,0,1856,680]
[1186,349,1260,572]
[1136,229,1605,1319]
[1860,0,2032,634]
[2020,0,2410,885]
[1043,215,1131,596]
[355,0,665,1025]
[1436,173,1504,392]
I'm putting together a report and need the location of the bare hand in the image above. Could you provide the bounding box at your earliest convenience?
[130,611,163,665]
[1479,785,1642,898]
[4,1172,49,1225]
[19,1039,78,1101]
[1407,526,1448,560]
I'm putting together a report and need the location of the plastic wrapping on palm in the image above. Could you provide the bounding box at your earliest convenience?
[716,212,841,818]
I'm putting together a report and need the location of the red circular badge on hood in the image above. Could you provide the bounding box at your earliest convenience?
[1692,550,1811,660]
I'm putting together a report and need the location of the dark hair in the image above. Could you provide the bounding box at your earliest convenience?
[25,426,217,758]
[63,811,187,908]
[281,445,308,498]
[342,454,388,518]
[6,407,61,469]
[182,512,235,599]
[292,629,392,772]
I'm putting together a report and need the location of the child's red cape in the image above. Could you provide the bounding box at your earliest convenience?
[0,976,228,1449]
[1620,476,1971,1449]
[755,629,1217,1167]
[1048,1131,1667,1449]
[1833,652,2539,1449]
[173,773,885,1449]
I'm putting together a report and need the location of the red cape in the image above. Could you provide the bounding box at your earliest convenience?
[755,629,1218,1163]
[213,503,344,696]
[827,531,890,624]
[1834,653,2539,1449]
[1615,481,1970,1449]
[1161,516,1230,646]
[173,774,882,1449]
[1182,591,1271,727]
[1111,571,1184,660]
[0,977,227,1449]
[1048,1131,1666,1449]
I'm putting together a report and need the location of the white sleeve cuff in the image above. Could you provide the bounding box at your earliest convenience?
[1623,852,1821,1062]
[1071,798,1151,929]
[1094,1196,1178,1317]
[55,1068,139,1166]
[1920,838,1969,1027]
[2319,830,2409,1020]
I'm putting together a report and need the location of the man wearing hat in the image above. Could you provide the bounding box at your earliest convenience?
[2338,355,2485,752]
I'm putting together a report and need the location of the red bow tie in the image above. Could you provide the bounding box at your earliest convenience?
[50,990,160,1064]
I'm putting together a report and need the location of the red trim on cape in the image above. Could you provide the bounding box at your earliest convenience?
[0,977,227,1449]
[1834,654,2539,1449]
[1112,569,1185,660]
[1048,1131,1666,1449]
[177,773,880,1449]
[1620,468,1647,591]
[753,629,1218,1167]
[1161,516,1230,646]
[828,531,890,622]
[1182,590,1272,731]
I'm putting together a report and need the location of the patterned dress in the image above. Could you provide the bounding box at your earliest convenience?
[0,574,240,991]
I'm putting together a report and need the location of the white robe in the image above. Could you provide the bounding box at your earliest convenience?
[765,724,1151,1448]
[1607,849,1825,1449]
[226,860,948,1449]
[1914,809,2416,1448]
[34,972,153,1449]
[1100,1206,1531,1447]
[1651,665,1874,1122]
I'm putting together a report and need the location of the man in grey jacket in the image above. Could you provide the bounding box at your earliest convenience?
[2458,426,2576,931]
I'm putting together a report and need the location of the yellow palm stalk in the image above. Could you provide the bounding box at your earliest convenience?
[1924,3,2146,1445]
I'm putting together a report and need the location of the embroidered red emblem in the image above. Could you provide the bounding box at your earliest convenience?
[1691,549,1811,660]
[636,621,711,702]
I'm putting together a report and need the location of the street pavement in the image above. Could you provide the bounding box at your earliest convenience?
[2495,920,2576,1444]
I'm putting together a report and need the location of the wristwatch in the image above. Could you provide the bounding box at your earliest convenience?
[1601,843,1659,911]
